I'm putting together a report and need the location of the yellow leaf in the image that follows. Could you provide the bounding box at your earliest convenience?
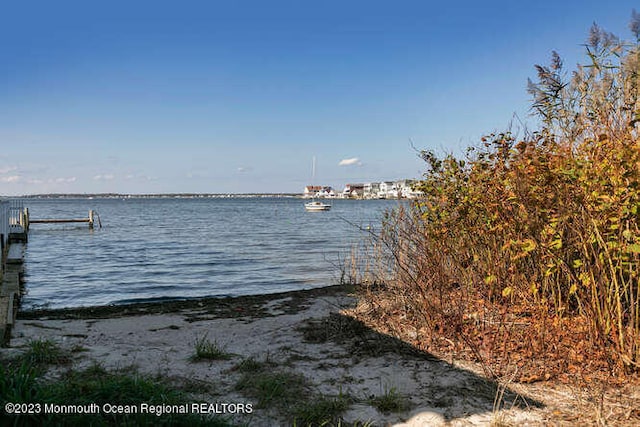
[502,287,513,297]
[521,238,537,253]
[484,274,497,285]
[628,244,640,254]
[579,272,591,286]
[549,239,562,250]
[530,282,538,295]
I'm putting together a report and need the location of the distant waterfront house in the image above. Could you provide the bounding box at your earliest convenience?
[396,179,424,199]
[396,179,416,198]
[304,185,335,198]
[317,186,337,198]
[303,185,323,198]
[363,182,381,199]
[342,183,365,198]
[379,181,397,198]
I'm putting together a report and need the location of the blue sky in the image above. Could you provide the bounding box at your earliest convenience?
[0,1,638,195]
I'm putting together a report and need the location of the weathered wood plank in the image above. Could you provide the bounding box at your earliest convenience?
[9,225,27,243]
[0,295,9,346]
[1,271,19,296]
[6,292,15,325]
[29,210,97,229]
[30,218,90,223]
[6,243,25,264]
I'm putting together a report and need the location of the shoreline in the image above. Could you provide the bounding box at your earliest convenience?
[18,284,353,321]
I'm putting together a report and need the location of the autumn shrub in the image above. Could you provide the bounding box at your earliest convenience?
[351,15,640,380]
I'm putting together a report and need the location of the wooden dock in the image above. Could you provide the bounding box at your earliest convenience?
[0,200,28,345]
[0,202,101,345]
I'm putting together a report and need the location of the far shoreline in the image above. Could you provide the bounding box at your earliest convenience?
[14,193,303,199]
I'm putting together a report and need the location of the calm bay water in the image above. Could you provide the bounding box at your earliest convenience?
[21,197,397,310]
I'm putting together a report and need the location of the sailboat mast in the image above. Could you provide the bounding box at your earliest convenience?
[311,156,316,201]
[304,156,331,210]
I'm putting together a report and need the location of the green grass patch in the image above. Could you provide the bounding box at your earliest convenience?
[369,387,410,414]
[191,334,233,361]
[0,359,40,404]
[236,369,308,409]
[232,356,354,424]
[292,391,352,426]
[232,356,267,373]
[22,338,71,366]
[0,358,231,426]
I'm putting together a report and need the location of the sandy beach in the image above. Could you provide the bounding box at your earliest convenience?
[1,285,569,426]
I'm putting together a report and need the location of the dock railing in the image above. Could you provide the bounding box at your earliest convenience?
[0,199,28,250]
[8,199,26,229]
[0,200,9,251]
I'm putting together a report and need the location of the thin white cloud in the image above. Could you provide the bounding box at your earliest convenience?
[50,177,77,183]
[339,158,361,166]
[0,175,20,183]
[125,173,153,181]
[0,166,18,174]
[186,171,209,179]
[93,174,115,181]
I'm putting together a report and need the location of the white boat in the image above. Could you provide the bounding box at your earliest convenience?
[304,157,331,212]
[305,200,331,211]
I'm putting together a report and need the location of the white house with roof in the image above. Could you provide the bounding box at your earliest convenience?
[317,186,337,198]
[378,181,397,198]
[363,182,380,199]
[304,185,336,198]
[342,183,365,198]
[303,185,322,198]
[397,179,424,199]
